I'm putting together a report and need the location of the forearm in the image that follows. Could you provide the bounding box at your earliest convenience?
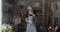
[25,18,32,23]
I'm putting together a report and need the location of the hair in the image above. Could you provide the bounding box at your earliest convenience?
[28,5,32,7]
[27,5,33,12]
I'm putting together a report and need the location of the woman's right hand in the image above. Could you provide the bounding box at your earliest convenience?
[25,18,32,24]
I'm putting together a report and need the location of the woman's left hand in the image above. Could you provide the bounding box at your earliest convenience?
[30,21,32,24]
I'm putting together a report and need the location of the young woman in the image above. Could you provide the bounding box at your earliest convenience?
[25,6,37,32]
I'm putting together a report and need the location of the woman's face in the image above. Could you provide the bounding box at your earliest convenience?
[28,6,33,12]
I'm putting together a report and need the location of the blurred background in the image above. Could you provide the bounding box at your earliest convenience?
[2,0,60,32]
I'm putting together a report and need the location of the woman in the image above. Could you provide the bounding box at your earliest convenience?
[25,6,37,32]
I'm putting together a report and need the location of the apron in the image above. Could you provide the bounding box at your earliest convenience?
[26,14,36,32]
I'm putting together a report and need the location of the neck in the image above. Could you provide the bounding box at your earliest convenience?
[29,10,33,12]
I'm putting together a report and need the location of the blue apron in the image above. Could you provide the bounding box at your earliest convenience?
[26,14,36,32]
